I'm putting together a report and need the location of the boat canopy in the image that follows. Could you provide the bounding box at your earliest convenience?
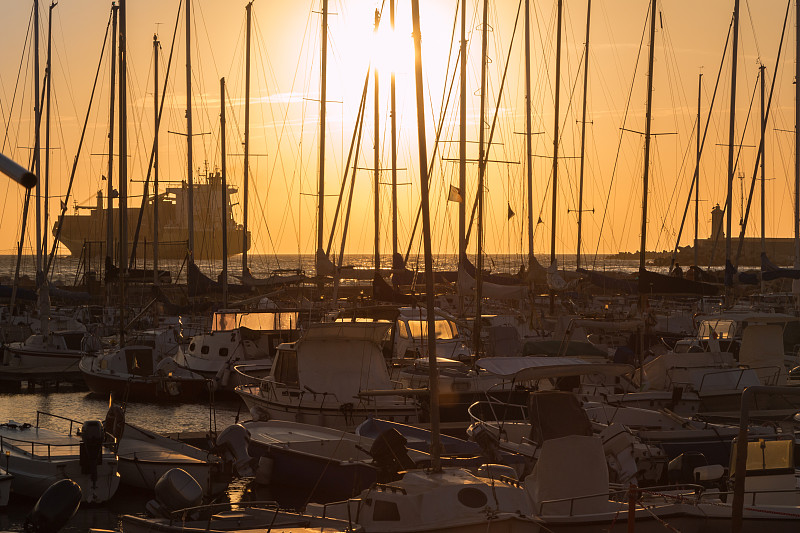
[300,322,392,345]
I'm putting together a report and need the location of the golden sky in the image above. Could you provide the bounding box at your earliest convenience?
[0,0,795,263]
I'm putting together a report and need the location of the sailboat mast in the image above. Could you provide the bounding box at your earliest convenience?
[524,0,534,271]
[458,0,466,268]
[106,5,117,267]
[118,0,128,347]
[44,1,55,267]
[410,0,441,473]
[317,0,328,272]
[153,33,159,285]
[243,1,252,275]
[221,77,229,309]
[695,73,701,269]
[640,0,656,272]
[726,0,740,285]
[796,0,800,271]
[759,64,765,256]
[373,9,380,272]
[474,0,488,357]
[185,0,194,259]
[390,0,398,265]
[549,0,563,312]
[34,0,42,278]
[576,0,591,270]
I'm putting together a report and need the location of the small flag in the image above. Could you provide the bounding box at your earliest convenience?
[447,185,463,203]
[507,203,515,220]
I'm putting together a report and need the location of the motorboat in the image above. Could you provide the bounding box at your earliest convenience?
[236,420,431,500]
[4,330,101,370]
[80,345,210,403]
[120,467,360,533]
[307,467,536,533]
[175,310,300,392]
[104,405,232,496]
[525,435,705,532]
[0,413,120,503]
[235,322,423,431]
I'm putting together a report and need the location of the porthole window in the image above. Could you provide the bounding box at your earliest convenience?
[189,343,196,352]
[201,345,210,355]
[457,487,488,508]
[219,347,229,357]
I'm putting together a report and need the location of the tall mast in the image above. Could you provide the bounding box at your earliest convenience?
[640,0,656,272]
[317,0,328,272]
[106,4,117,267]
[390,0,398,267]
[759,64,765,257]
[473,0,489,358]
[118,0,127,347]
[695,73,702,269]
[185,0,194,259]
[410,0,440,473]
[795,0,800,271]
[726,0,740,287]
[44,1,55,268]
[373,9,381,272]
[576,0,591,270]
[221,77,228,308]
[458,0,467,314]
[243,1,252,275]
[153,33,160,285]
[524,0,533,271]
[549,0,563,311]
[34,0,41,278]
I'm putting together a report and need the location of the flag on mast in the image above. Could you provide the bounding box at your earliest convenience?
[447,185,463,203]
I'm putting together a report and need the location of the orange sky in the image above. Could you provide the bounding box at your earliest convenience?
[0,0,796,264]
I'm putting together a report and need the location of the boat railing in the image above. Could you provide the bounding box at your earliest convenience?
[35,410,82,435]
[536,484,704,517]
[467,400,528,426]
[695,487,800,507]
[695,366,782,393]
[0,431,78,461]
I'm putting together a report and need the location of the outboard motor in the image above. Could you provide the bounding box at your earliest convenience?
[24,479,82,533]
[369,428,415,482]
[79,420,105,483]
[469,422,504,464]
[145,468,204,519]
[215,424,255,477]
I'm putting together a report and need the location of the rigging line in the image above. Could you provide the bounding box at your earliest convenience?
[708,64,760,268]
[0,6,35,235]
[735,0,791,266]
[743,0,761,62]
[325,2,389,257]
[46,16,106,276]
[325,68,370,257]
[128,0,183,269]
[403,0,462,264]
[589,1,651,269]
[466,0,523,249]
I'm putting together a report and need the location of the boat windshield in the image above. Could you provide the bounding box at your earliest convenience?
[213,311,298,332]
[401,319,457,340]
[698,319,735,340]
